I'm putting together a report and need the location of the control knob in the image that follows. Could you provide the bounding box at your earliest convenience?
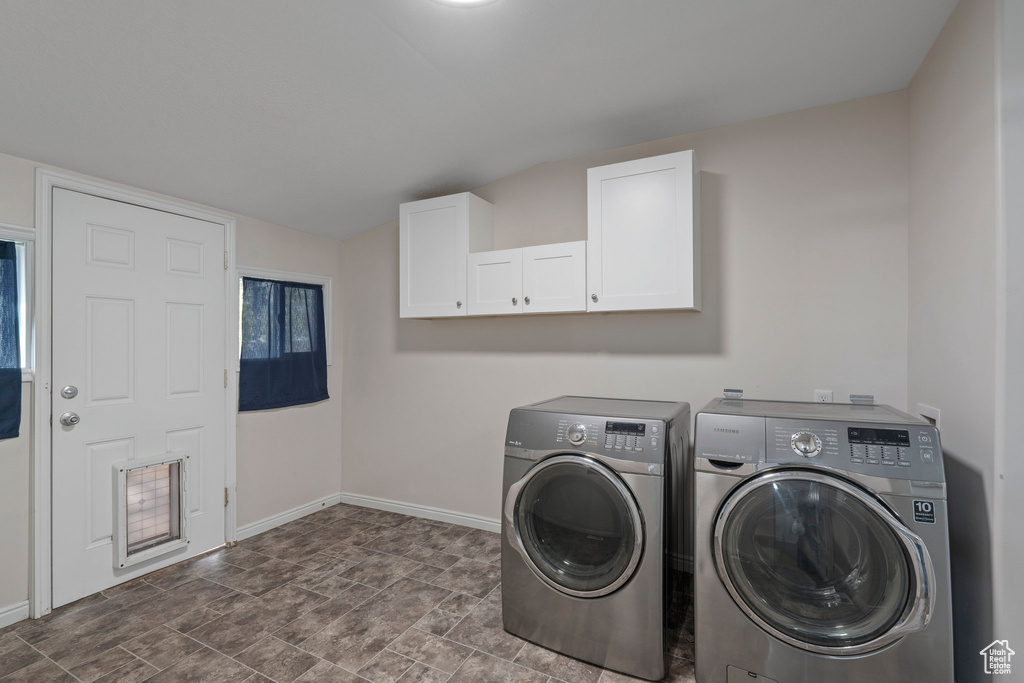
[791,431,822,457]
[567,423,587,446]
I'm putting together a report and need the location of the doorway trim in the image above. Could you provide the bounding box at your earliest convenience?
[32,169,238,618]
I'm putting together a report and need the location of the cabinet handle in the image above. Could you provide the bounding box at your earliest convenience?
[512,297,518,306]
[456,301,462,309]
[591,294,598,303]
[524,296,530,305]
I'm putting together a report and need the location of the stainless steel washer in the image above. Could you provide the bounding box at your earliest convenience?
[502,396,691,681]
[693,398,954,683]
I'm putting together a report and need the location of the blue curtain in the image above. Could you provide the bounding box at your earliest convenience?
[0,240,20,439]
[239,277,328,411]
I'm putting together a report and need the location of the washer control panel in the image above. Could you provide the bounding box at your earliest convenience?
[766,418,943,482]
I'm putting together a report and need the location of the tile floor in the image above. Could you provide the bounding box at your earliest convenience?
[0,503,695,683]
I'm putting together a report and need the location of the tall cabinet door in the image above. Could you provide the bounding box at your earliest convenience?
[522,241,586,313]
[468,248,523,316]
[399,193,493,318]
[586,150,700,312]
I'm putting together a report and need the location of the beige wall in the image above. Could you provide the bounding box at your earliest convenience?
[996,0,1024,652]
[0,150,345,615]
[0,384,31,613]
[341,91,910,523]
[908,0,999,679]
[235,218,345,529]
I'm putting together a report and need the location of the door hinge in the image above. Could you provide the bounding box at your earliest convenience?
[224,369,228,388]
[224,487,229,507]
[223,251,228,270]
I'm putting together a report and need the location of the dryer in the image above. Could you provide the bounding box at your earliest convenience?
[693,398,954,683]
[502,396,691,681]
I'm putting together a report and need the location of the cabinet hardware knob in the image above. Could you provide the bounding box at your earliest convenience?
[456,301,462,308]
[591,294,598,302]
[512,297,518,306]
[524,296,531,305]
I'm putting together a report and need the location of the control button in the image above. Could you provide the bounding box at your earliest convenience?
[651,437,659,448]
[898,461,912,467]
[920,449,934,464]
[567,423,587,446]
[850,457,865,464]
[634,446,643,452]
[791,431,822,458]
[866,458,881,465]
[918,434,933,444]
[651,426,660,435]
[882,460,896,466]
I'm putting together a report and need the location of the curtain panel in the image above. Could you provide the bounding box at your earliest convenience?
[238,277,329,411]
[0,240,20,439]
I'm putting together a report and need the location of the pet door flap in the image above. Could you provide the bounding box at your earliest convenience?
[113,452,190,568]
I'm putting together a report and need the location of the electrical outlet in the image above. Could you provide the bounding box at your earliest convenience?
[814,390,833,403]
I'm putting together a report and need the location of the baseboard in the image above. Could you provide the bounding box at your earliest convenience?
[339,492,501,534]
[0,600,29,629]
[236,493,345,541]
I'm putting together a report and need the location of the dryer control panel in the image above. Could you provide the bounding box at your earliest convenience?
[766,418,944,482]
[504,408,669,467]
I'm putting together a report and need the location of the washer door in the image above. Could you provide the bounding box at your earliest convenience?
[714,469,936,655]
[505,454,644,598]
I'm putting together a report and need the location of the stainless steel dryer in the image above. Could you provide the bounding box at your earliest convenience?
[693,398,954,683]
[502,396,691,681]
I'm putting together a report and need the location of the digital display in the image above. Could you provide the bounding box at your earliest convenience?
[606,421,646,436]
[847,427,910,446]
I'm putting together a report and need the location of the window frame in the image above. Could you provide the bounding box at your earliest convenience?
[236,266,332,368]
[0,223,35,379]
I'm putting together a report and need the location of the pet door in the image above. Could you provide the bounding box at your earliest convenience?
[113,453,190,568]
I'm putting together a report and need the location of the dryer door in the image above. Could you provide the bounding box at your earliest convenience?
[714,469,936,655]
[505,454,644,598]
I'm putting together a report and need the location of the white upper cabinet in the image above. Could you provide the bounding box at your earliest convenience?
[467,241,586,316]
[468,248,523,316]
[521,241,586,314]
[399,192,493,318]
[586,150,701,312]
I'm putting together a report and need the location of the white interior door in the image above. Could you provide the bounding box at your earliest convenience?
[51,188,227,608]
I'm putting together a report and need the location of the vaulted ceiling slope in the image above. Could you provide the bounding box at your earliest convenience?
[0,0,955,242]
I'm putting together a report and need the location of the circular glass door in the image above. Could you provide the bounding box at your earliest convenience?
[715,470,925,654]
[512,455,644,598]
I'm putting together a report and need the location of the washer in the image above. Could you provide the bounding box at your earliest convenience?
[502,396,691,681]
[693,398,954,683]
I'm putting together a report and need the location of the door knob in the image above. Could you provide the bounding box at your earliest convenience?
[60,412,80,427]
[60,385,78,399]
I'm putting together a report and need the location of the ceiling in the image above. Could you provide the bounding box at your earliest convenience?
[0,0,956,242]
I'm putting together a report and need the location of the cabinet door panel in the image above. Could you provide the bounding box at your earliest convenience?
[468,248,523,316]
[400,195,469,318]
[587,150,700,312]
[522,241,586,313]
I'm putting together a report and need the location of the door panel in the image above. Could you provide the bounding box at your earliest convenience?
[52,188,227,607]
[714,470,928,654]
[510,455,644,597]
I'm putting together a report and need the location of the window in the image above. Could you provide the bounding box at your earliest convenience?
[238,274,329,411]
[0,224,33,373]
